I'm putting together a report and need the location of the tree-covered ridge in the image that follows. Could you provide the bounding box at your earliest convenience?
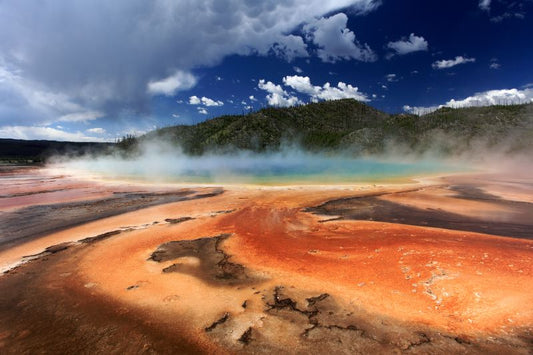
[135,99,532,156]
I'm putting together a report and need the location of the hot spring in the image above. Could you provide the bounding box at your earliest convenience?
[52,149,464,185]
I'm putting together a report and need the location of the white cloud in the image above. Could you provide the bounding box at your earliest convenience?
[490,62,501,69]
[86,127,106,134]
[0,125,107,142]
[293,66,303,73]
[303,13,376,63]
[258,79,302,107]
[282,76,318,96]
[283,75,370,102]
[432,56,476,69]
[258,75,369,107]
[249,95,257,102]
[445,88,533,107]
[189,95,223,106]
[200,97,224,107]
[147,70,197,96]
[479,0,491,11]
[172,113,180,118]
[387,33,428,55]
[386,74,398,82]
[258,80,288,97]
[189,96,201,105]
[57,111,104,123]
[197,107,208,115]
[404,88,533,114]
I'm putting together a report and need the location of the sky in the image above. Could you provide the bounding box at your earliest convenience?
[0,0,532,142]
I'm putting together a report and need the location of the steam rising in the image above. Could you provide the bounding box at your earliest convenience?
[51,141,467,185]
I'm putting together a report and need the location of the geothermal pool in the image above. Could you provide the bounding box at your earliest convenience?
[53,152,462,184]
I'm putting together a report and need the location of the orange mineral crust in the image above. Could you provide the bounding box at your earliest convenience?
[75,186,532,337]
[1,166,532,353]
[226,207,533,334]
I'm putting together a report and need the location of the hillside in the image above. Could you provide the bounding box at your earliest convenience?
[133,99,533,156]
[0,139,113,163]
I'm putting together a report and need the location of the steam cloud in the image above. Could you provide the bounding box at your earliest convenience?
[51,141,463,185]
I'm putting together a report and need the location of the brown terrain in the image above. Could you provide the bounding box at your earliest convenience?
[0,165,532,354]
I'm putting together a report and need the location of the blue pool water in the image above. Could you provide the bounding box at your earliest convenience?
[60,152,462,185]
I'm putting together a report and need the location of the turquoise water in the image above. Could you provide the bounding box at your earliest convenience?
[63,153,461,185]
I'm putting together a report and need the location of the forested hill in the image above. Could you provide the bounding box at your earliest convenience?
[129,99,533,155]
[0,139,113,163]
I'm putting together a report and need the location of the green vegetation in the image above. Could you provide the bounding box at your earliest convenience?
[140,99,533,156]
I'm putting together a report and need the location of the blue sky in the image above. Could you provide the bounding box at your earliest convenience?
[0,0,532,141]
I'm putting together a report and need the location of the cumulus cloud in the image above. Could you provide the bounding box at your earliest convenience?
[432,56,476,69]
[282,76,319,96]
[258,75,369,107]
[197,107,208,115]
[86,127,106,134]
[0,0,380,131]
[289,76,370,102]
[303,13,376,63]
[403,88,533,114]
[201,97,224,107]
[147,70,197,96]
[189,96,223,107]
[0,125,107,142]
[189,96,201,105]
[258,79,302,107]
[387,33,428,55]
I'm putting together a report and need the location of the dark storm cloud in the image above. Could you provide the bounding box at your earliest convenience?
[0,0,380,126]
